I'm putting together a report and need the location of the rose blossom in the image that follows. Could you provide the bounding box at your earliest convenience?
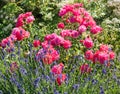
[83,37,94,49]
[26,16,35,24]
[51,63,64,75]
[12,27,30,41]
[84,50,93,61]
[33,40,41,47]
[62,40,72,49]
[99,44,109,52]
[57,22,65,29]
[78,25,87,34]
[56,73,66,85]
[80,64,91,73]
[109,51,115,60]
[71,30,79,38]
[60,30,71,37]
[90,25,102,34]
[98,52,109,64]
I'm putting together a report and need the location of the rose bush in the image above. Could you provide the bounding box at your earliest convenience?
[0,1,120,94]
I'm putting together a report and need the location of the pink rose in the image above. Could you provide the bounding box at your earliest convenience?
[56,73,66,85]
[84,50,93,61]
[90,25,102,34]
[98,52,109,64]
[12,27,29,41]
[33,40,41,47]
[57,22,65,29]
[51,63,64,75]
[16,14,24,27]
[93,50,100,63]
[80,64,91,73]
[24,12,32,18]
[60,30,71,37]
[99,44,109,52]
[62,40,72,49]
[59,9,67,16]
[26,16,35,24]
[75,16,83,23]
[83,37,94,48]
[109,51,115,60]
[69,16,76,23]
[78,25,87,33]
[71,30,79,38]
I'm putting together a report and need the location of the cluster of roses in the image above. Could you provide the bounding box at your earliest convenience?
[85,44,115,65]
[58,3,102,34]
[0,12,35,48]
[51,63,66,85]
[58,3,115,74]
[36,42,60,65]
[35,33,72,64]
[44,33,71,49]
[58,3,102,48]
[35,32,74,65]
[16,12,35,27]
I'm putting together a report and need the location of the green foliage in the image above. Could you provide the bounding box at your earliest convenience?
[98,18,120,53]
[17,0,61,21]
[0,3,23,41]
[107,0,120,18]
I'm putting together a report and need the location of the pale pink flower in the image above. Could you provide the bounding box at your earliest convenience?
[26,16,35,24]
[78,25,86,33]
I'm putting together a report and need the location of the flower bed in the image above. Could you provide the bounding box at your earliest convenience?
[0,2,120,94]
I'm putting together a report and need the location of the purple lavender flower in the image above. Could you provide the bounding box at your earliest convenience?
[65,74,69,85]
[39,61,44,70]
[100,86,104,94]
[64,92,68,94]
[11,54,16,58]
[17,42,21,55]
[10,47,15,52]
[0,90,3,94]
[49,72,55,82]
[20,67,27,75]
[34,77,40,88]
[102,69,106,74]
[15,82,22,89]
[54,88,59,94]
[24,58,29,63]
[21,88,25,94]
[10,76,16,83]
[113,74,117,80]
[92,79,98,85]
[73,84,80,90]
[45,75,50,82]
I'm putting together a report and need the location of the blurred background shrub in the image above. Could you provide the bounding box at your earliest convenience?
[0,3,22,41]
